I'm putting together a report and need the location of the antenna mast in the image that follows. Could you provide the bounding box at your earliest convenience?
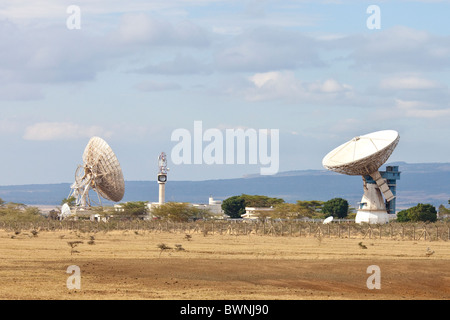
[157,152,169,204]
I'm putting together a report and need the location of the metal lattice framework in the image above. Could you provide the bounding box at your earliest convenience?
[158,152,168,175]
[69,137,125,209]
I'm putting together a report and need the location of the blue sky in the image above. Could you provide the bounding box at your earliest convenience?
[1,0,449,185]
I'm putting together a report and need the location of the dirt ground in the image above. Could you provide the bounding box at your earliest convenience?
[0,228,448,300]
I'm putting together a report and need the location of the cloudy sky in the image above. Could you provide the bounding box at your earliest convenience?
[1,0,449,185]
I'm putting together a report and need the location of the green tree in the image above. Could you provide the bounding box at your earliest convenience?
[151,202,210,222]
[240,194,284,207]
[396,203,437,222]
[296,200,324,218]
[221,196,246,218]
[321,198,349,219]
[396,209,410,222]
[119,201,149,218]
[61,196,76,207]
[0,202,44,222]
[438,204,450,216]
[408,203,437,222]
[272,203,299,220]
[222,194,285,219]
[270,200,324,220]
[190,206,213,220]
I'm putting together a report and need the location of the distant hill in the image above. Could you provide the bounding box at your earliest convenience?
[0,162,448,211]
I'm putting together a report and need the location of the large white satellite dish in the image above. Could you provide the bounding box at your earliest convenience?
[322,130,400,224]
[68,137,125,212]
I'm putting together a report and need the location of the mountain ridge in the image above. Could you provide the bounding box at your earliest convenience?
[0,162,448,211]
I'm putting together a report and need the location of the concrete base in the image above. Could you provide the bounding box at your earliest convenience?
[355,210,390,224]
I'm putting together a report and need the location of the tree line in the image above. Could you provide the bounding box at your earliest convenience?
[221,194,350,220]
[0,196,447,223]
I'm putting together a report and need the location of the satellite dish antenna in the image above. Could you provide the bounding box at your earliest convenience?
[323,216,333,224]
[59,203,73,219]
[322,130,400,224]
[68,136,125,212]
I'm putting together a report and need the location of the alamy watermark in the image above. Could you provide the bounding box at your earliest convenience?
[66,265,81,290]
[366,265,381,290]
[171,121,279,175]
[66,5,81,30]
[366,5,381,30]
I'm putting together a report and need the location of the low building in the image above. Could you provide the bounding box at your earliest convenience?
[146,196,228,220]
[241,207,275,220]
[114,204,124,212]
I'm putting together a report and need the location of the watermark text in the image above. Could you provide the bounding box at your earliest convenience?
[171,121,279,175]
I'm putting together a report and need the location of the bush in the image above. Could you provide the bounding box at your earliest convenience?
[117,201,149,218]
[396,203,437,222]
[0,202,45,222]
[321,198,349,219]
[151,202,212,222]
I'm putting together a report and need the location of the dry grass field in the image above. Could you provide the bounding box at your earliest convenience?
[0,227,448,300]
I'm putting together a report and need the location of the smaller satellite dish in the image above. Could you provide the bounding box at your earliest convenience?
[323,216,333,224]
[59,203,72,219]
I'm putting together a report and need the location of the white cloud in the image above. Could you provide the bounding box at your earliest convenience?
[214,27,325,72]
[244,71,353,103]
[115,13,210,47]
[249,71,285,88]
[309,78,352,93]
[0,0,220,21]
[0,12,210,100]
[0,19,114,88]
[380,76,441,90]
[23,122,112,141]
[395,99,450,119]
[346,26,450,73]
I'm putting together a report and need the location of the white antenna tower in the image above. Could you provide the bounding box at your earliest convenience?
[157,152,169,204]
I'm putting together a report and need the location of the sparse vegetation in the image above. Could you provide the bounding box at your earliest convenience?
[358,242,367,249]
[174,244,185,251]
[151,202,212,222]
[157,243,172,257]
[67,241,84,255]
[0,214,447,241]
[88,235,95,245]
[117,201,149,218]
[0,226,448,300]
[0,199,45,223]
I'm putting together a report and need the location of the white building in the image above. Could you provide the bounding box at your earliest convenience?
[146,196,228,220]
[241,207,275,220]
